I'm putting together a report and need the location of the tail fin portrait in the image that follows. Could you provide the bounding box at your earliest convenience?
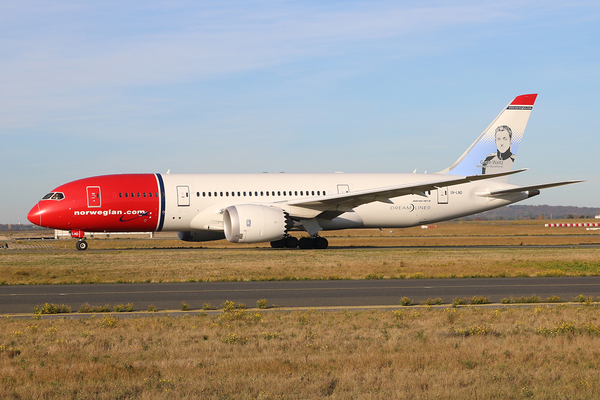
[442,94,538,176]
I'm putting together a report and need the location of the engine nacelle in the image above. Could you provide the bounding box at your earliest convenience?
[223,204,289,243]
[177,230,226,242]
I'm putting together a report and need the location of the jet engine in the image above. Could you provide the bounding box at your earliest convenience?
[177,230,226,242]
[223,204,290,243]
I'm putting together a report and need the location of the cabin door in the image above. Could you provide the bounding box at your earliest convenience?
[86,186,101,208]
[337,184,350,194]
[437,187,448,204]
[177,186,190,206]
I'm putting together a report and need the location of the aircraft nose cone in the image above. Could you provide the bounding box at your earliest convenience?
[27,203,42,227]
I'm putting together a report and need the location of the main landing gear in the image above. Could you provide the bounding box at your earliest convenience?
[269,235,299,249]
[75,239,88,251]
[300,236,329,249]
[270,235,328,250]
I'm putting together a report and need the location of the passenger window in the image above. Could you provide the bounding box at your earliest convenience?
[312,191,315,196]
[261,191,264,196]
[248,192,252,197]
[208,192,212,197]
[266,191,269,196]
[226,192,229,197]
[237,192,240,196]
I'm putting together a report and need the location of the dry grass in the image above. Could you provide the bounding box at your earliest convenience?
[2,244,600,284]
[1,219,599,284]
[2,246,600,285]
[3,221,599,397]
[2,305,600,398]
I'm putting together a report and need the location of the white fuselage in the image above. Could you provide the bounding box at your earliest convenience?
[159,172,527,232]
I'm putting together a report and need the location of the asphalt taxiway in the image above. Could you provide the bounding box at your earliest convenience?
[2,276,600,314]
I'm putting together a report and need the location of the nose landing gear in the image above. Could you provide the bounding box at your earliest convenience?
[76,239,88,251]
[71,230,88,251]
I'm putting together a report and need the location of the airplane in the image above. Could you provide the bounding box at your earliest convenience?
[27,94,581,250]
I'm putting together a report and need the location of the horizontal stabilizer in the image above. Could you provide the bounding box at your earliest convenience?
[476,180,583,197]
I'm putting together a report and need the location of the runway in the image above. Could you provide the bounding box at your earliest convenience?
[2,276,600,314]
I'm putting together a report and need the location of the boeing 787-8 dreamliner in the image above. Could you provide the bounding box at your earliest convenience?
[27,94,580,250]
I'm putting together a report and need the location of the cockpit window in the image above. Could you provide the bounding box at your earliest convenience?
[42,192,64,200]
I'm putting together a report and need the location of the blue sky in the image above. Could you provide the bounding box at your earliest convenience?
[2,1,599,223]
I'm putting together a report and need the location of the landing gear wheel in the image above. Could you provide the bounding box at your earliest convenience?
[271,236,300,249]
[298,237,314,249]
[284,236,299,248]
[270,239,284,248]
[270,239,286,248]
[76,240,88,251]
[314,237,329,250]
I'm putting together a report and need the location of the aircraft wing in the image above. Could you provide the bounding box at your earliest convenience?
[476,180,583,197]
[280,169,527,219]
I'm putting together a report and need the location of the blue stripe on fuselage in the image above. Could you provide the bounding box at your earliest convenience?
[156,173,166,232]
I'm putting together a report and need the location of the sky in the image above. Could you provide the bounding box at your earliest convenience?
[2,0,599,223]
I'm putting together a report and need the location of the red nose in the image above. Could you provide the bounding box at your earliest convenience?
[27,203,42,227]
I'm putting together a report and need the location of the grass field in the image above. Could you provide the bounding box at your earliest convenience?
[2,305,600,399]
[2,220,600,398]
[2,247,600,285]
[1,220,600,285]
